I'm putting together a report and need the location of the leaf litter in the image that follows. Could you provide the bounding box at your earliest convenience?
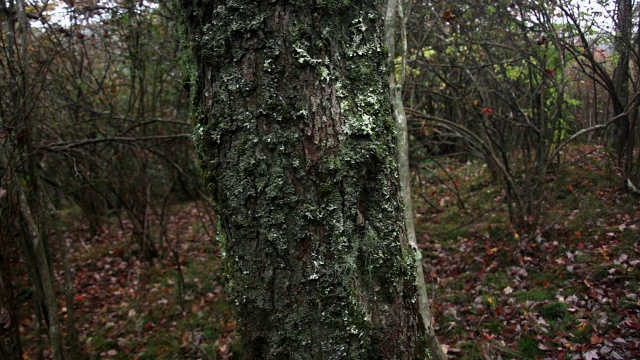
[18,202,236,359]
[416,146,640,359]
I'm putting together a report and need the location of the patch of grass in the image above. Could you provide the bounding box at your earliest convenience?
[540,301,568,320]
[442,293,471,307]
[439,315,466,339]
[448,272,475,291]
[140,330,197,359]
[594,266,611,280]
[483,272,510,290]
[483,294,499,311]
[459,342,483,360]
[485,320,501,334]
[619,297,638,310]
[574,252,590,262]
[513,288,553,302]
[538,301,578,334]
[90,335,117,352]
[138,344,183,360]
[572,327,592,344]
[517,335,544,359]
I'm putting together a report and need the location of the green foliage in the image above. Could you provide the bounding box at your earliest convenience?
[540,301,569,321]
[517,335,544,359]
[89,336,118,353]
[513,289,553,302]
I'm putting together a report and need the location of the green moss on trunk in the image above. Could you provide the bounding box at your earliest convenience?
[175,0,427,358]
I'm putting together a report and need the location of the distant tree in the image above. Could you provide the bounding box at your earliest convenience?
[558,0,640,186]
[175,0,442,358]
[400,0,640,230]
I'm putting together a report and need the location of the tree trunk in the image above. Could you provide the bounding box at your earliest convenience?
[1,1,67,358]
[612,0,632,174]
[385,1,444,359]
[175,0,429,358]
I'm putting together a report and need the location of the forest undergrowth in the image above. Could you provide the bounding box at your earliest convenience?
[15,146,639,360]
[416,145,640,359]
[19,203,236,360]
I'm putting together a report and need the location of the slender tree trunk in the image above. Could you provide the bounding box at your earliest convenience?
[385,1,444,359]
[16,181,65,360]
[56,230,80,359]
[612,0,632,174]
[0,238,23,360]
[1,0,67,358]
[176,0,430,358]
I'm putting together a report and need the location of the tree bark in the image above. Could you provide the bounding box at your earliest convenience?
[175,0,430,358]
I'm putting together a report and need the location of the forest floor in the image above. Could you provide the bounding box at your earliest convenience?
[415,145,640,359]
[17,145,639,359]
[21,202,236,360]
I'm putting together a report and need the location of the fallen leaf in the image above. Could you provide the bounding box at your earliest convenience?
[583,349,599,360]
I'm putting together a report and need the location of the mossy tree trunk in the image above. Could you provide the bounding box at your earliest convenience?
[175,1,429,358]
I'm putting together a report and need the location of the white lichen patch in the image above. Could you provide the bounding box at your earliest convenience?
[342,92,381,135]
[293,41,323,65]
[263,58,273,72]
[318,65,330,83]
[193,123,205,139]
[346,14,382,57]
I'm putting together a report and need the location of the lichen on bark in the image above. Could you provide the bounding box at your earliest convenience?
[174,0,428,358]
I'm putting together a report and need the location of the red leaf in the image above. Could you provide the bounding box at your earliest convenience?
[441,11,456,21]
[545,68,554,76]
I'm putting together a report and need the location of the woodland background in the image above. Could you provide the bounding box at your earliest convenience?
[1,0,639,359]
